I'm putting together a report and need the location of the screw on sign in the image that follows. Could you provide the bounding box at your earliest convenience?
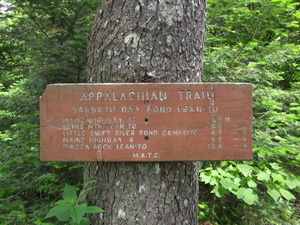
[40,83,252,162]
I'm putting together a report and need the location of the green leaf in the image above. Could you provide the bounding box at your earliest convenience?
[247,179,257,188]
[257,171,270,181]
[242,189,258,205]
[84,206,105,213]
[279,189,296,201]
[210,178,218,186]
[211,185,228,197]
[286,176,300,189]
[267,186,281,201]
[86,178,97,185]
[270,163,281,170]
[56,199,74,205]
[211,170,219,177]
[236,188,258,205]
[233,177,242,185]
[82,186,98,194]
[216,167,228,177]
[45,204,72,221]
[79,218,91,225]
[236,187,247,199]
[271,173,284,183]
[69,204,86,224]
[199,173,211,184]
[220,177,239,190]
[237,164,253,176]
[63,184,78,203]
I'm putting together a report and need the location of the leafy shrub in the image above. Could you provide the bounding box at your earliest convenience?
[199,0,300,224]
[44,180,104,225]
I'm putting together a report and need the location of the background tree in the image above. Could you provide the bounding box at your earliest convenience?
[0,0,299,224]
[0,0,98,223]
[84,0,206,224]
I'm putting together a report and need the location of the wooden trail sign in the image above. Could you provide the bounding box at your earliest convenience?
[40,83,252,161]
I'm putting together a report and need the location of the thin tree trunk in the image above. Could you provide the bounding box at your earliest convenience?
[84,0,206,224]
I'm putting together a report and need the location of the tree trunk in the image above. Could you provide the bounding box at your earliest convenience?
[84,0,206,224]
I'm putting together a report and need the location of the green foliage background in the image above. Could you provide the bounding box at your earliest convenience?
[0,0,299,224]
[199,0,300,224]
[0,0,98,224]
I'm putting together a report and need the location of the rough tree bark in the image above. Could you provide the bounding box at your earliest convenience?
[84,0,206,224]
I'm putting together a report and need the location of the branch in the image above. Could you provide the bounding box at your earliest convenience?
[224,17,263,76]
[1,63,34,68]
[14,0,50,39]
[0,191,21,202]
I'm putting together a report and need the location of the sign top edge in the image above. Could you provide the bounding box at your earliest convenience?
[47,82,252,86]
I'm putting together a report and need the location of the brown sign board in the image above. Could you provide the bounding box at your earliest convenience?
[40,83,252,162]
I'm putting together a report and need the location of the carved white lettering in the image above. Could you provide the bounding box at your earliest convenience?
[121,106,140,113]
[177,105,204,112]
[87,123,136,130]
[161,130,197,136]
[62,117,84,123]
[132,152,160,159]
[146,106,172,113]
[207,105,218,113]
[80,93,88,101]
[139,130,158,136]
[178,89,214,100]
[87,117,122,123]
[62,123,84,129]
[63,137,84,142]
[93,144,112,150]
[80,91,167,101]
[89,137,122,143]
[62,144,89,150]
[116,144,147,150]
[72,106,115,113]
[225,117,231,122]
[90,130,111,136]
[63,130,85,136]
[114,130,135,136]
